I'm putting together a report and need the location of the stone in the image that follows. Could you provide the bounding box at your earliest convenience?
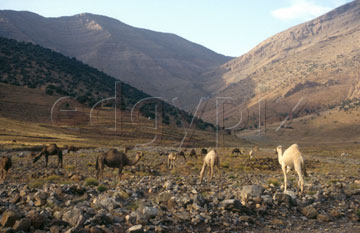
[12,218,31,231]
[142,207,158,219]
[241,185,264,200]
[156,191,172,204]
[274,193,293,206]
[301,206,317,219]
[62,207,84,227]
[317,214,330,222]
[1,209,22,227]
[90,226,103,233]
[50,225,62,233]
[127,224,143,233]
[28,212,45,229]
[329,209,341,218]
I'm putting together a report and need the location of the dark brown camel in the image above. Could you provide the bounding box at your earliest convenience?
[0,156,12,181]
[96,149,144,180]
[232,148,243,156]
[177,151,186,161]
[189,149,198,159]
[33,144,63,168]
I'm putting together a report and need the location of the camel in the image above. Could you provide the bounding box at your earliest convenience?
[189,149,197,159]
[0,156,12,182]
[177,151,186,161]
[67,145,78,153]
[249,150,254,159]
[201,148,208,156]
[33,144,63,168]
[232,148,243,156]
[199,149,220,183]
[168,152,177,169]
[276,144,307,195]
[96,149,144,180]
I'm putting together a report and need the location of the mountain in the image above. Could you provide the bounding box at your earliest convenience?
[202,0,360,128]
[0,10,232,109]
[0,37,215,131]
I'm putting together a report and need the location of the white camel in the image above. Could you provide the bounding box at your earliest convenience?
[199,149,220,183]
[276,144,307,195]
[249,149,254,159]
[168,153,177,169]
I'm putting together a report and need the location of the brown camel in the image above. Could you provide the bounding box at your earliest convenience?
[0,156,12,182]
[68,145,78,153]
[33,144,63,168]
[232,148,242,156]
[96,149,144,180]
[189,149,198,159]
[177,151,186,161]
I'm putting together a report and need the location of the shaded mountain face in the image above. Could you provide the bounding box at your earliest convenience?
[0,37,216,131]
[0,11,232,109]
[202,0,360,126]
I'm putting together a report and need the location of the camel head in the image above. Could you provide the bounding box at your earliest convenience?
[32,152,42,163]
[276,146,283,156]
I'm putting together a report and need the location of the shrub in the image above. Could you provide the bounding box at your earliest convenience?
[97,185,107,192]
[84,178,99,186]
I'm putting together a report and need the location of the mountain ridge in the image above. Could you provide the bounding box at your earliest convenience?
[0,10,232,109]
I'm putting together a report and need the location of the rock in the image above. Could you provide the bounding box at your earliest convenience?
[220,199,252,214]
[28,212,45,229]
[317,214,330,222]
[329,209,342,218]
[1,209,22,227]
[283,190,297,200]
[142,207,158,219]
[127,224,143,233]
[92,194,117,211]
[34,191,48,206]
[273,193,293,206]
[10,193,21,204]
[193,194,206,207]
[62,207,84,227]
[90,226,103,233]
[12,217,31,231]
[301,206,318,219]
[50,225,62,233]
[241,185,264,200]
[156,191,172,204]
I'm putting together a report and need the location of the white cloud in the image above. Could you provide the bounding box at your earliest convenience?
[272,0,332,21]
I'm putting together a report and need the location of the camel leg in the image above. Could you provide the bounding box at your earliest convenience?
[209,164,214,181]
[58,152,63,168]
[281,164,287,192]
[295,164,304,195]
[45,155,48,167]
[199,163,207,182]
[118,166,124,180]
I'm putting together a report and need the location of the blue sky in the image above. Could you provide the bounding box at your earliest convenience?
[0,0,352,57]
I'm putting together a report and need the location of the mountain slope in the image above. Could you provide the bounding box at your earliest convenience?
[0,37,215,131]
[202,0,360,127]
[0,11,232,109]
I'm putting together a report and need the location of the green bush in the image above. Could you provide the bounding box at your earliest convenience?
[84,178,99,186]
[97,185,107,192]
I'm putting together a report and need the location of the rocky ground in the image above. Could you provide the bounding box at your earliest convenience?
[0,147,359,233]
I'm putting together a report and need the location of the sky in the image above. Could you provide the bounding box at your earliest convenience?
[0,0,353,57]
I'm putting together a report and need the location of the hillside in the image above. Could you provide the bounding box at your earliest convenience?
[0,11,232,109]
[0,37,215,131]
[202,0,360,133]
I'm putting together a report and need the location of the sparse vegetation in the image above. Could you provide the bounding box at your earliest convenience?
[84,177,99,186]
